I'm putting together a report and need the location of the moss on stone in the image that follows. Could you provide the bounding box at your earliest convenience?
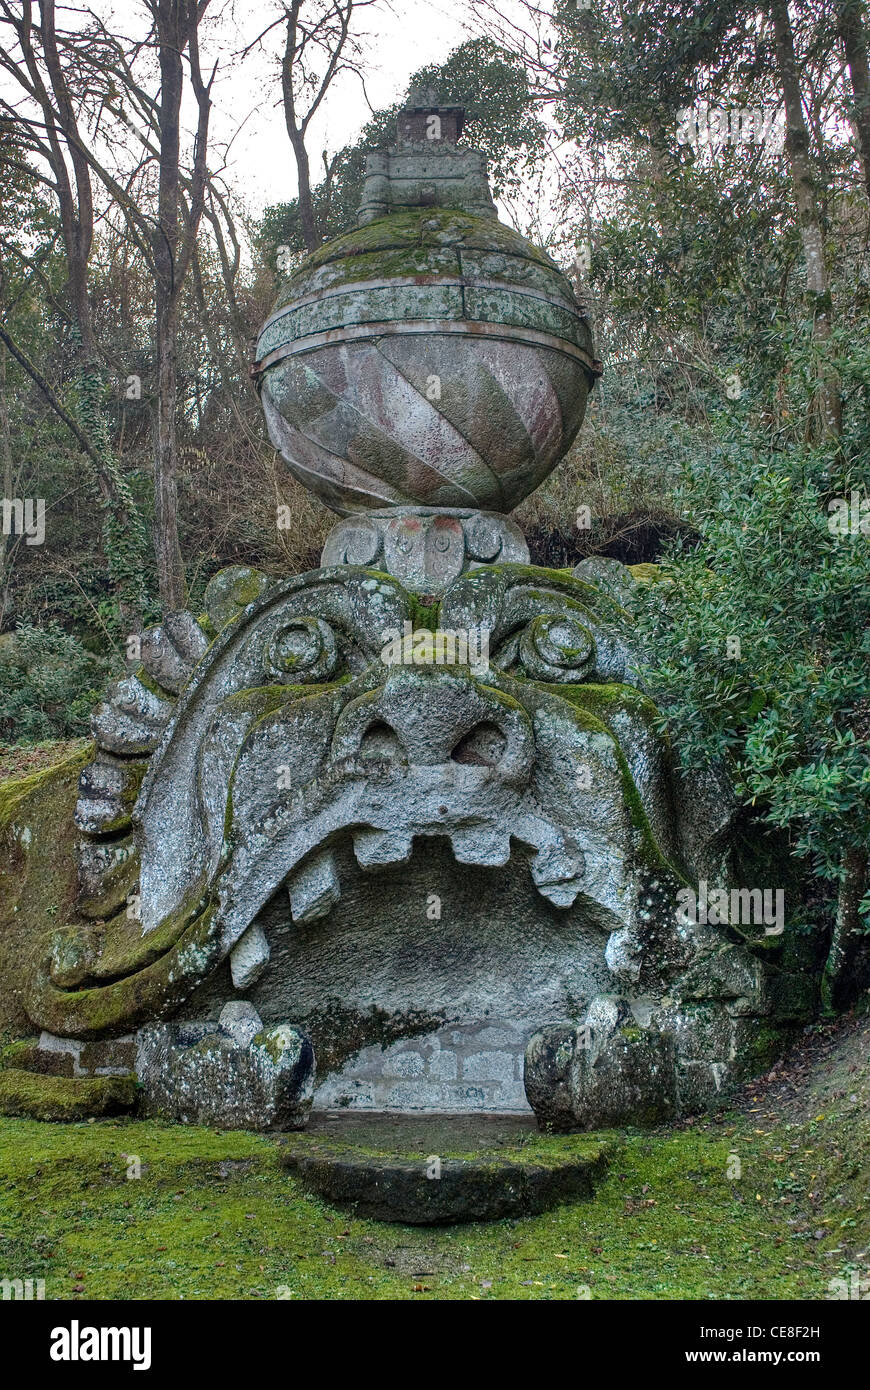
[27,897,221,1041]
[0,745,91,833]
[277,210,561,304]
[628,563,663,584]
[0,1038,65,1074]
[463,562,631,625]
[0,1069,137,1121]
[222,685,334,720]
[0,748,91,1043]
[134,666,174,700]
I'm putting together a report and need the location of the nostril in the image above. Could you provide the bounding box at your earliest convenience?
[359,720,404,761]
[451,721,508,768]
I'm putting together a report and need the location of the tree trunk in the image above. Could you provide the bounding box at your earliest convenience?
[837,0,870,203]
[770,0,841,438]
[152,0,187,610]
[154,292,185,609]
[282,5,320,253]
[0,343,13,628]
[286,120,319,252]
[822,847,869,1012]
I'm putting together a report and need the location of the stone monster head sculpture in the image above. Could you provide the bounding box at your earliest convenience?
[12,98,791,1132]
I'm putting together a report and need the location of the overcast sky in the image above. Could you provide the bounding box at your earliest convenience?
[197,0,492,215]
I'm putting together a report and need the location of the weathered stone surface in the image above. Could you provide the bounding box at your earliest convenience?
[139,611,208,694]
[524,997,678,1131]
[137,1018,314,1130]
[572,555,638,608]
[217,1001,263,1048]
[254,99,598,516]
[680,945,768,1014]
[74,753,147,835]
[21,558,771,1124]
[204,565,270,633]
[1,1037,74,1077]
[76,834,139,918]
[322,507,529,592]
[229,923,271,990]
[90,675,173,755]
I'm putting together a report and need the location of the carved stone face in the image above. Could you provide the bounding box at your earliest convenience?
[16,555,780,1124]
[23,561,706,1102]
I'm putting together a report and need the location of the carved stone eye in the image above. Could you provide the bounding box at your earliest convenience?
[264,617,339,683]
[518,614,596,682]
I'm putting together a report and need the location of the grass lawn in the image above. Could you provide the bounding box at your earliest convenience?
[1,1086,865,1300]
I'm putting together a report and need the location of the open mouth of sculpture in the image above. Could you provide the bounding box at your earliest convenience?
[269,761,589,931]
[219,826,614,1114]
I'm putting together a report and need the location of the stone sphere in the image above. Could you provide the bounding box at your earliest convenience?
[254,210,599,516]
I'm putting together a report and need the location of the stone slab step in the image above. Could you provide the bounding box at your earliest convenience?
[279,1112,615,1224]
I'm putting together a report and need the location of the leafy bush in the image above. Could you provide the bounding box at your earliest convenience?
[0,622,118,743]
[634,337,870,999]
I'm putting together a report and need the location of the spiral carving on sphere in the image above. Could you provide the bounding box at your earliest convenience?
[254,211,600,516]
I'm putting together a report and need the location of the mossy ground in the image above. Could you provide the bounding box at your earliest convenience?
[1,1027,867,1300]
[0,738,90,784]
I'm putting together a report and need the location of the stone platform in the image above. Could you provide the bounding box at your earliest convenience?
[279,1112,614,1224]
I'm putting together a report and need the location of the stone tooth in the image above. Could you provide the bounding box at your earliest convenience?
[535,878,584,909]
[352,829,413,869]
[448,828,511,867]
[230,924,271,990]
[286,849,341,923]
[219,1000,263,1047]
[530,843,585,909]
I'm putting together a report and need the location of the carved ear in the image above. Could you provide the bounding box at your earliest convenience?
[74,610,211,933]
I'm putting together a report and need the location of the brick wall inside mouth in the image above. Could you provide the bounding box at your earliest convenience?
[312,1019,533,1112]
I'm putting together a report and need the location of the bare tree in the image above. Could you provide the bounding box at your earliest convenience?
[0,1,150,621]
[148,0,216,609]
[242,0,376,253]
[0,0,219,612]
[770,0,842,439]
[836,0,870,203]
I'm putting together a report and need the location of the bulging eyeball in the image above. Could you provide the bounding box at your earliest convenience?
[518,614,596,683]
[264,617,339,683]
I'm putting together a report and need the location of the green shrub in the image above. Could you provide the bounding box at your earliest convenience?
[0,622,118,742]
[634,337,870,977]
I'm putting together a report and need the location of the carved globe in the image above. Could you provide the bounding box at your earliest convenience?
[254,208,600,515]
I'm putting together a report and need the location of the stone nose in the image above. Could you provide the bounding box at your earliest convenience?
[330,667,534,781]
